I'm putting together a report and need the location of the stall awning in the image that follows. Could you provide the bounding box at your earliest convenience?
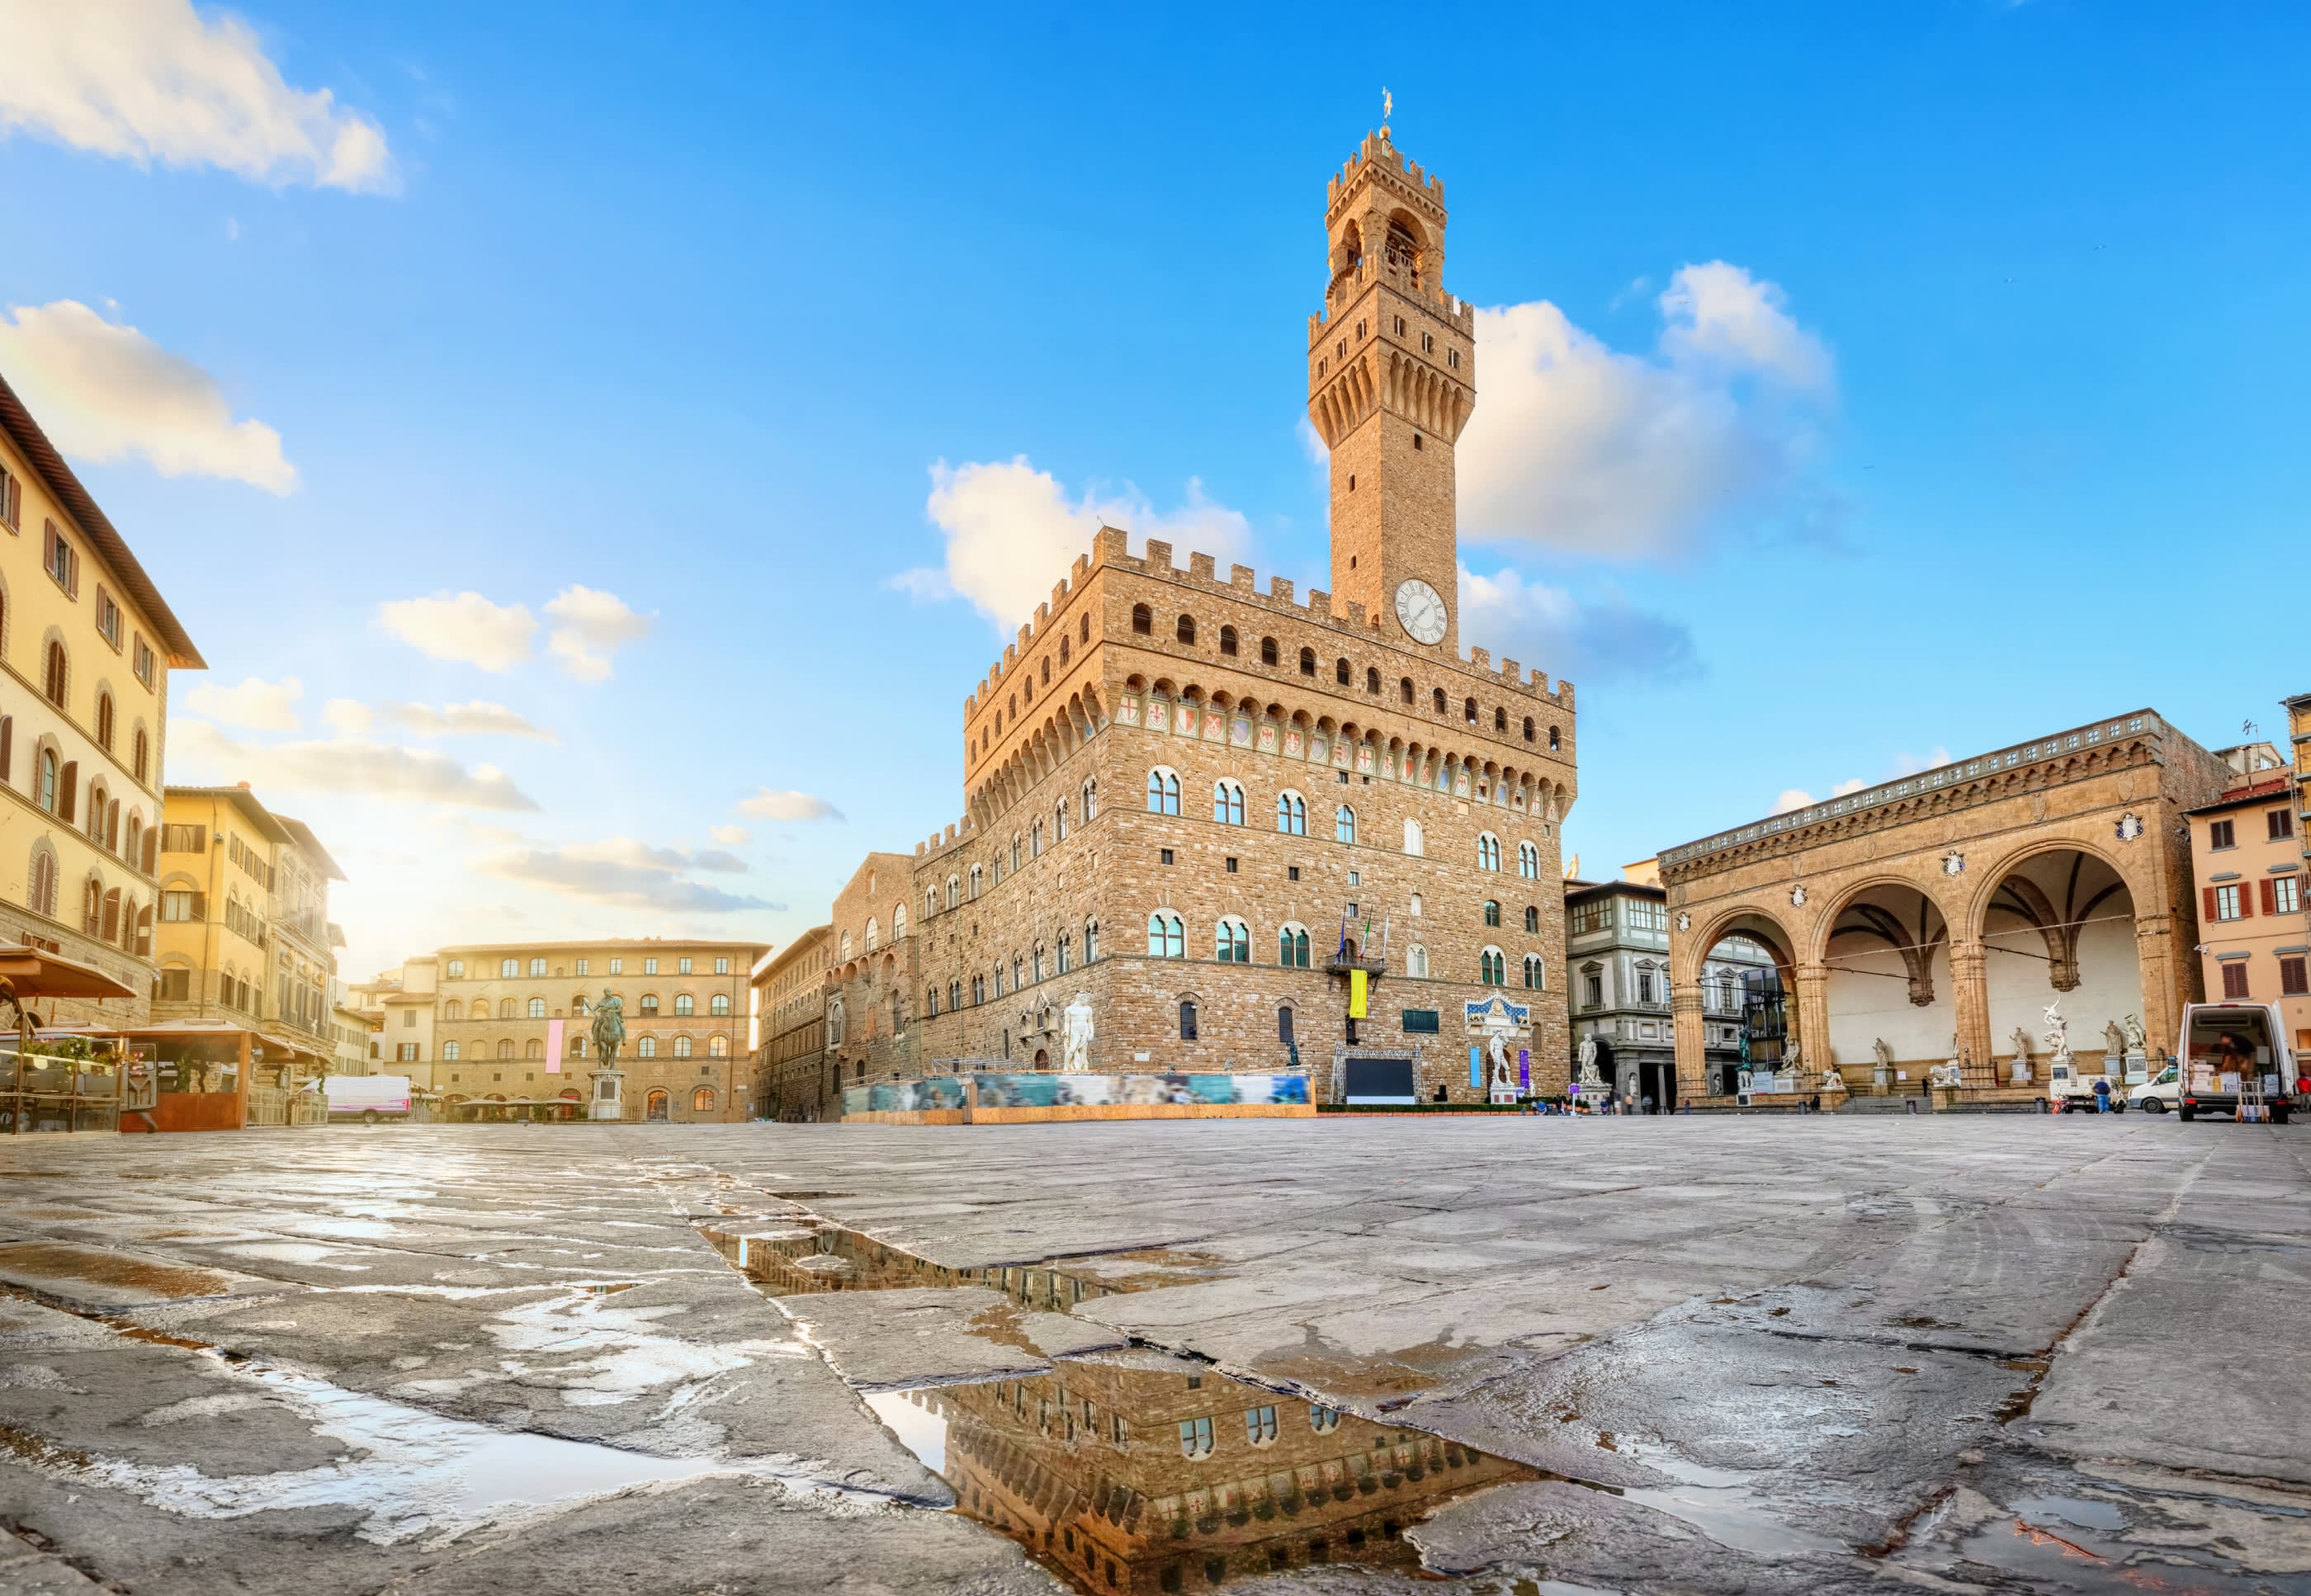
[0,947,139,1001]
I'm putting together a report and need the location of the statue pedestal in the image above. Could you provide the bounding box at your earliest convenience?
[2121,1050,2148,1084]
[1489,1083,1519,1105]
[2009,1058,2031,1085]
[588,1069,625,1121]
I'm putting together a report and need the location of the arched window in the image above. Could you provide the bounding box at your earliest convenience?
[711,993,730,1015]
[674,1036,693,1058]
[573,995,588,1015]
[1084,918,1099,962]
[1082,777,1098,821]
[1335,805,1355,844]
[638,1036,659,1059]
[1215,916,1250,963]
[1495,706,1507,732]
[1298,647,1316,677]
[1480,947,1506,986]
[1432,687,1447,715]
[1464,697,1478,723]
[525,1039,544,1060]
[1523,716,1535,744]
[1518,841,1539,879]
[1259,636,1278,666]
[1484,900,1501,927]
[1550,725,1562,751]
[1131,603,1152,635]
[443,1041,461,1061]
[1523,954,1546,990]
[1477,833,1501,871]
[1401,677,1415,704]
[1054,799,1068,841]
[673,994,695,1016]
[1179,999,1198,1041]
[44,640,66,708]
[498,1039,516,1060]
[96,692,114,751]
[527,996,546,1018]
[1219,626,1237,656]
[969,865,983,900]
[894,903,907,938]
[840,929,853,960]
[1147,912,1184,958]
[1032,943,1044,982]
[498,997,517,1019]
[1176,614,1196,645]
[1335,657,1350,685]
[1275,791,1306,835]
[28,848,56,918]
[692,1087,716,1113]
[711,1035,729,1057]
[1403,818,1424,857]
[1407,944,1429,978]
[444,999,463,1021]
[1212,779,1245,825]
[1057,933,1073,974]
[571,1034,588,1057]
[1524,904,1540,933]
[864,917,880,952]
[1146,767,1181,815]
[124,814,143,869]
[1278,924,1311,968]
[948,874,961,909]
[926,885,938,919]
[640,994,660,1014]
[133,729,149,782]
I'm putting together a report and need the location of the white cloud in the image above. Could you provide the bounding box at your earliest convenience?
[1772,789,1815,815]
[171,720,538,810]
[1458,565,1697,687]
[0,0,395,193]
[900,457,1252,630]
[378,700,556,741]
[320,699,371,735]
[709,824,751,848]
[1893,747,1953,777]
[376,592,538,672]
[735,788,844,824]
[0,300,295,492]
[1456,262,1834,560]
[477,838,775,914]
[541,585,651,682]
[183,673,301,730]
[1833,777,1869,797]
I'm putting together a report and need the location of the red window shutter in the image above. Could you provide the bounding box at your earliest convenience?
[2204,885,2219,922]
[2261,879,2278,915]
[2240,885,2254,918]
[59,762,76,823]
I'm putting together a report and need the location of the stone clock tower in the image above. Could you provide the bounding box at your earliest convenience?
[1307,124,1476,655]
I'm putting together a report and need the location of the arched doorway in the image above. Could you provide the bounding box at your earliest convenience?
[1980,848,2143,1083]
[1680,909,1800,1099]
[1823,881,1958,1088]
[645,1088,669,1122]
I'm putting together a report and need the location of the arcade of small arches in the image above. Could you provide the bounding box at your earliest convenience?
[1671,840,2176,1098]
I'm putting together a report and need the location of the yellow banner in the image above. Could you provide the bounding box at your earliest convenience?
[1349,968,1368,1019]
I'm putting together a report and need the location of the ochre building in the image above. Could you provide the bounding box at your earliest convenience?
[2186,742,2309,1053]
[807,125,1578,1114]
[1661,711,2230,1105]
[0,370,205,1022]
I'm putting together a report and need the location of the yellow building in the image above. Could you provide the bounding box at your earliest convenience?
[432,938,766,1121]
[749,926,829,1119]
[349,956,438,1084]
[151,786,348,1079]
[0,371,205,1022]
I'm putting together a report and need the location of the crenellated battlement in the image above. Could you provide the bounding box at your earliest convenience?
[964,526,1572,720]
[913,817,973,861]
[1309,286,1474,341]
[1326,129,1446,216]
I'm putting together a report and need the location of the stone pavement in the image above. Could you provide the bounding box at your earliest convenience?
[0,1115,2304,1594]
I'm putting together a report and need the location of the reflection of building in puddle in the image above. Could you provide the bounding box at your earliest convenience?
[702,1223,1138,1311]
[872,1348,1530,1594]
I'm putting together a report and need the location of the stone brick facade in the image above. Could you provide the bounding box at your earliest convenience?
[796,127,1581,1112]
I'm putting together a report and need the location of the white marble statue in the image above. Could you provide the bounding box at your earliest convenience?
[1871,1036,1895,1077]
[2103,1020,2127,1065]
[2123,1013,2147,1054]
[2041,999,2072,1064]
[1488,1031,1513,1088]
[1061,991,1094,1073]
[2009,1024,2034,1082]
[1576,1034,1605,1092]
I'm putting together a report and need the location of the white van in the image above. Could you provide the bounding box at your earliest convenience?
[2176,1002,2296,1124]
[2045,1060,2124,1113]
[2129,1061,2180,1113]
[324,1074,414,1125]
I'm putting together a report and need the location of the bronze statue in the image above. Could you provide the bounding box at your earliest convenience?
[588,990,626,1070]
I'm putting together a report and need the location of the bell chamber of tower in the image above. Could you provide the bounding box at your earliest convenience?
[1307,127,1477,659]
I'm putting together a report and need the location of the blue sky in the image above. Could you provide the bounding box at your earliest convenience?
[2,1,2304,979]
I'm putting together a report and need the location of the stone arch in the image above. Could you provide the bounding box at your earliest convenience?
[1969,838,2150,1074]
[1817,876,1964,1077]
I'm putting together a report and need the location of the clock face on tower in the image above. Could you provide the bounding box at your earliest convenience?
[1394,578,1448,645]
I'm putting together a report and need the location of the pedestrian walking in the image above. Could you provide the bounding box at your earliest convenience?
[1641,1093,1655,1116]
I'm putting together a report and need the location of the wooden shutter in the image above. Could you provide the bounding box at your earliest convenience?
[191,890,206,921]
[2240,885,2254,918]
[142,830,156,873]
[59,762,76,822]
[2261,879,2279,915]
[67,543,78,598]
[0,715,11,783]
[42,520,55,577]
[2204,885,2219,922]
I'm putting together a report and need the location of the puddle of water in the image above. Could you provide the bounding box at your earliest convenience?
[702,1222,1144,1312]
[0,1241,253,1303]
[218,1242,372,1271]
[1615,1448,1845,1560]
[863,1348,1534,1594]
[2011,1494,2128,1532]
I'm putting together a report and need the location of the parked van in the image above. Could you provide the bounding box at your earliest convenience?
[2046,1060,2124,1113]
[2176,1002,2296,1123]
[2129,1061,2181,1113]
[324,1074,414,1125]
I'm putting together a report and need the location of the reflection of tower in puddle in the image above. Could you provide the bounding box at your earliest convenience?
[900,1348,1529,1594]
[702,1223,1139,1311]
